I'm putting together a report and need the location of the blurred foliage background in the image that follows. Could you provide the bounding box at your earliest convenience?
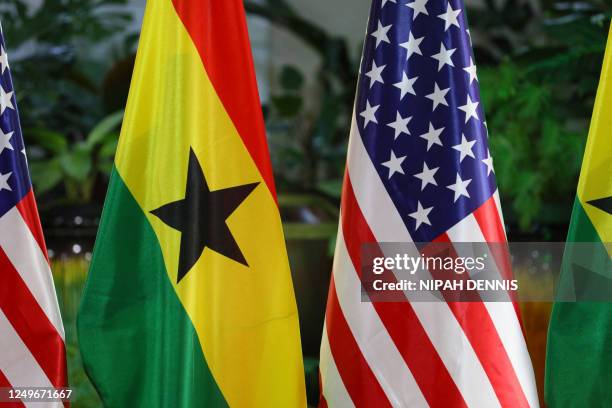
[1,0,611,406]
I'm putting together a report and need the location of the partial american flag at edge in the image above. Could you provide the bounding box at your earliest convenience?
[0,22,69,407]
[319,0,539,407]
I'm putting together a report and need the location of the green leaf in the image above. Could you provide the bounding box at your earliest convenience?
[59,146,92,182]
[29,159,63,195]
[316,178,343,199]
[85,110,124,148]
[513,171,542,230]
[279,65,305,91]
[26,129,68,154]
[98,160,114,177]
[99,138,118,159]
[271,95,303,117]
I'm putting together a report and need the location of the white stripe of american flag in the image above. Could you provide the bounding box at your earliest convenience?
[0,310,62,408]
[331,225,428,406]
[0,208,64,339]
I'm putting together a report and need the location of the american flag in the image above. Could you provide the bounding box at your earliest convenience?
[319,0,539,407]
[0,24,68,406]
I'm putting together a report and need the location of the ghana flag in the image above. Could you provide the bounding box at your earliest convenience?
[77,0,306,406]
[545,23,612,407]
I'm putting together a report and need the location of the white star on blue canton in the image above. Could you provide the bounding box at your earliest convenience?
[386,111,412,139]
[419,123,445,150]
[0,130,14,155]
[381,151,406,179]
[400,32,424,60]
[438,3,462,31]
[463,57,478,84]
[393,72,418,99]
[431,43,456,71]
[0,46,8,74]
[0,171,12,192]
[425,83,449,110]
[365,61,386,88]
[414,162,439,190]
[371,21,392,48]
[381,0,397,7]
[458,94,480,123]
[406,0,429,20]
[408,201,433,230]
[360,101,379,127]
[452,134,476,162]
[447,173,472,202]
[482,149,495,175]
[0,85,14,114]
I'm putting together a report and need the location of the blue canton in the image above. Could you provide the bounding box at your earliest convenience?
[355,0,497,242]
[0,26,31,218]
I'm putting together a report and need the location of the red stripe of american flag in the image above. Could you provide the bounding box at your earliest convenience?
[432,233,530,407]
[0,369,24,408]
[16,190,49,263]
[472,196,524,319]
[0,247,67,391]
[340,174,468,407]
[324,278,393,407]
[0,191,68,406]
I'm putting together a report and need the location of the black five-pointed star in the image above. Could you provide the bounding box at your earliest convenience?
[151,148,259,283]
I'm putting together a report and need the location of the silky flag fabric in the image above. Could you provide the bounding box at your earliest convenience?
[77,1,306,407]
[0,24,68,406]
[319,0,538,407]
[545,23,612,407]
